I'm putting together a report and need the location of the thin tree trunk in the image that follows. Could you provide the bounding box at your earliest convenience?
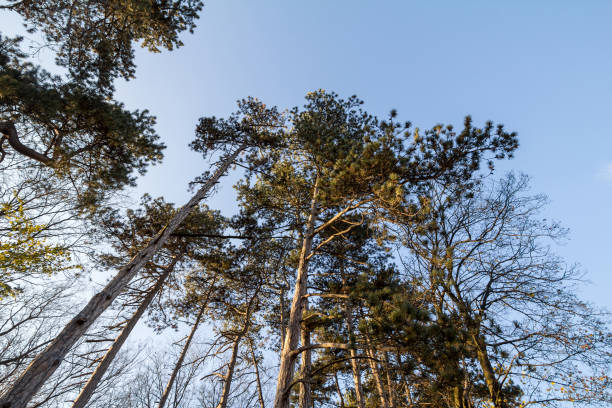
[216,335,242,408]
[334,372,345,408]
[273,177,319,408]
[158,295,212,408]
[344,306,365,408]
[396,352,413,408]
[364,341,389,408]
[383,352,396,408]
[71,257,180,408]
[0,146,245,408]
[453,386,466,408]
[280,286,286,351]
[298,299,312,408]
[248,338,265,408]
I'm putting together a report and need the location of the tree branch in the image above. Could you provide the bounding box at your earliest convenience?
[0,121,54,165]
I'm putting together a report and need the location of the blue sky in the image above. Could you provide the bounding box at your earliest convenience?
[3,1,612,309]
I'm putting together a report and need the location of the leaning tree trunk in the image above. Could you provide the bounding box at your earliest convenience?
[248,338,266,408]
[216,335,242,408]
[334,372,346,408]
[273,177,319,408]
[158,291,213,408]
[298,299,312,408]
[0,146,245,408]
[71,257,180,408]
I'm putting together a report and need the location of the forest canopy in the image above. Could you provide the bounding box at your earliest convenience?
[0,2,610,408]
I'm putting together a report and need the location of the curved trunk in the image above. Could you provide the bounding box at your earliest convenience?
[71,257,179,408]
[0,146,245,408]
[273,177,319,408]
[0,121,53,165]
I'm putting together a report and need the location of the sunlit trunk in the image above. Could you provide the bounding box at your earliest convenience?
[344,305,365,408]
[248,339,265,408]
[273,177,319,408]
[472,333,506,408]
[0,146,245,408]
[72,257,179,408]
[383,352,396,408]
[298,300,312,408]
[365,343,389,408]
[216,335,241,408]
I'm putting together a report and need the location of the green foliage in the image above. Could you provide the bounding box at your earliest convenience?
[2,0,204,91]
[0,35,165,209]
[0,200,78,299]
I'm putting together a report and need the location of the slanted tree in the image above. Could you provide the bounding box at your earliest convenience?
[71,194,227,408]
[0,0,203,330]
[0,98,284,408]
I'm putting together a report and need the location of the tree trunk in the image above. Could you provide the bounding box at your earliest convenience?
[298,300,312,408]
[0,146,245,408]
[248,338,265,408]
[280,286,286,351]
[365,342,389,408]
[344,307,365,408]
[71,257,180,408]
[272,177,319,408]
[158,297,211,408]
[472,334,506,408]
[383,352,396,408]
[216,335,242,408]
[453,385,466,408]
[0,121,53,165]
[396,352,414,408]
[334,372,345,408]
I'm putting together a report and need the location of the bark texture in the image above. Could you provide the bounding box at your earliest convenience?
[0,145,245,408]
[298,300,312,408]
[272,177,319,408]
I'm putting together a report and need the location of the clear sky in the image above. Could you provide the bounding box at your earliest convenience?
[3,1,612,309]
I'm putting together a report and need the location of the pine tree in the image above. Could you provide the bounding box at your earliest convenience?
[232,90,518,408]
[0,99,283,408]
